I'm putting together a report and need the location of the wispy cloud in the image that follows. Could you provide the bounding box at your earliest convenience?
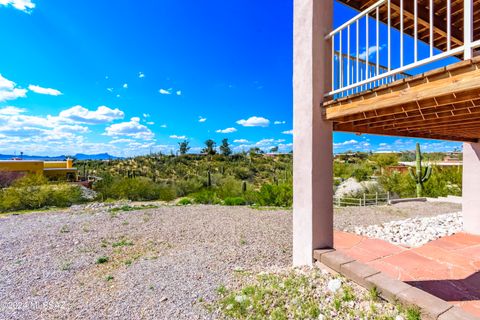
[274,120,286,125]
[176,90,182,96]
[282,129,293,135]
[28,84,62,96]
[198,116,207,123]
[0,0,35,13]
[159,88,171,95]
[333,139,358,147]
[138,72,145,78]
[358,44,385,60]
[233,139,249,143]
[169,135,187,139]
[123,83,128,89]
[236,116,270,127]
[216,127,237,133]
[0,74,27,102]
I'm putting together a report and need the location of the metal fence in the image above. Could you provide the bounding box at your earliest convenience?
[333,192,390,207]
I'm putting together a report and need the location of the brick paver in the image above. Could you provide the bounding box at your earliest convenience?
[333,231,480,318]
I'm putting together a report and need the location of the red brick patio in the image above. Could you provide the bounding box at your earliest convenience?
[334,231,480,318]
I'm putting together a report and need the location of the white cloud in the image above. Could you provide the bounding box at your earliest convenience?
[28,84,62,96]
[0,74,27,102]
[110,138,134,144]
[143,113,150,118]
[234,139,249,143]
[176,90,182,96]
[0,106,25,115]
[159,88,171,95]
[107,88,114,92]
[198,116,207,123]
[282,129,293,135]
[138,72,145,78]
[169,135,187,139]
[236,116,270,127]
[274,120,286,125]
[216,127,237,133]
[359,44,385,60]
[0,0,35,12]
[59,105,124,124]
[160,124,167,128]
[123,83,128,89]
[333,139,358,147]
[104,117,154,140]
[146,121,154,125]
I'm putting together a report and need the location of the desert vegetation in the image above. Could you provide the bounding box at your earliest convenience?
[0,139,463,212]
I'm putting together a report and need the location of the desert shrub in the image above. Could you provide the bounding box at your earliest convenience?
[255,183,293,207]
[178,197,193,205]
[223,197,247,206]
[0,171,25,188]
[0,175,83,212]
[94,176,176,201]
[215,176,243,199]
[174,178,203,197]
[191,189,221,204]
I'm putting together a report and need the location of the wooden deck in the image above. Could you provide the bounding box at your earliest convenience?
[324,57,480,142]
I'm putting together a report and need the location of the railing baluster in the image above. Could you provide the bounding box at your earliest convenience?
[339,29,343,88]
[447,0,451,51]
[376,7,379,77]
[429,0,434,57]
[400,0,404,67]
[356,20,359,91]
[414,0,418,62]
[387,0,391,71]
[365,13,369,80]
[347,25,350,87]
[332,35,335,91]
[464,0,473,59]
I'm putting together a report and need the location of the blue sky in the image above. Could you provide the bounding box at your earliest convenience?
[0,0,461,156]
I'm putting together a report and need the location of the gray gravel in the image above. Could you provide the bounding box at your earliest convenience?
[0,201,461,319]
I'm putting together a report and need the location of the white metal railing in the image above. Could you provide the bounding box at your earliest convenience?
[326,0,480,98]
[333,192,390,207]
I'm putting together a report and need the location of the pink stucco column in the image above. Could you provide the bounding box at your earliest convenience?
[463,142,480,235]
[293,0,334,266]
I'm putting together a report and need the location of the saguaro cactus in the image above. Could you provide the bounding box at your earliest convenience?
[409,143,432,197]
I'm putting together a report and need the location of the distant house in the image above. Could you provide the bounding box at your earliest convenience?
[0,158,78,181]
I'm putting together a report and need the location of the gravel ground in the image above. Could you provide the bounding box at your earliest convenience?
[0,201,461,319]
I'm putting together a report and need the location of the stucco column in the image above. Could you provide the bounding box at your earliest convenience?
[463,142,480,235]
[293,0,333,266]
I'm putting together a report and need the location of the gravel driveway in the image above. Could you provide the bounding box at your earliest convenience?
[0,202,461,319]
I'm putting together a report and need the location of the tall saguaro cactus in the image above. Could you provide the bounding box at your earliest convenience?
[409,143,432,197]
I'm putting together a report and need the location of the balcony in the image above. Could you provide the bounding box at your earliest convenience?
[325,0,480,142]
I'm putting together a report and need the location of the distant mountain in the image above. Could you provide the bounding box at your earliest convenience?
[0,153,122,161]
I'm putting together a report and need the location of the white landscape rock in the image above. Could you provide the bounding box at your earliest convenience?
[327,279,342,293]
[352,212,463,247]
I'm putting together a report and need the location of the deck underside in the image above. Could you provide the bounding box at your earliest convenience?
[324,57,480,142]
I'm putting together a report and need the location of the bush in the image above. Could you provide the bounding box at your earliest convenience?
[223,197,247,206]
[94,176,176,201]
[178,198,193,205]
[0,175,83,212]
[191,189,221,204]
[255,183,293,207]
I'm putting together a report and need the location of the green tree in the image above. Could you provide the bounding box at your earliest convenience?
[202,139,217,155]
[270,146,279,153]
[219,138,232,156]
[178,140,190,155]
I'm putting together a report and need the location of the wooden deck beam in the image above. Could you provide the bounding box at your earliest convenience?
[326,63,480,120]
